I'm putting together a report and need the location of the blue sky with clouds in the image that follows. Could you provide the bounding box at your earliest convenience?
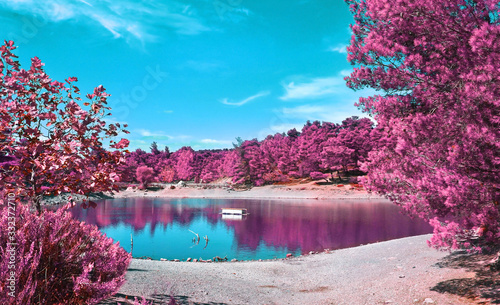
[0,0,374,151]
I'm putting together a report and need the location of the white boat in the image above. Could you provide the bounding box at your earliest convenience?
[221,208,248,215]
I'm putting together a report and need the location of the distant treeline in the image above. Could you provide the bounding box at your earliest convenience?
[120,116,379,186]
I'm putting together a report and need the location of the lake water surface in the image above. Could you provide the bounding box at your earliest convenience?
[68,198,432,261]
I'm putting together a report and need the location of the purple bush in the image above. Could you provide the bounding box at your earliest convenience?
[0,203,131,304]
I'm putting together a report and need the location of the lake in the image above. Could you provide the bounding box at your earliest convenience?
[67,197,433,261]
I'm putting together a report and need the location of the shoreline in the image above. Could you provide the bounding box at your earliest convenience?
[112,181,386,201]
[41,182,386,207]
[102,234,482,305]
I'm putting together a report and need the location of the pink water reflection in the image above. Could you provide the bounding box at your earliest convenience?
[69,198,433,255]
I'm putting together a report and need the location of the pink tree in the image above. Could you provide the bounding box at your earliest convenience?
[199,150,225,183]
[136,166,155,189]
[321,116,374,181]
[221,149,244,183]
[260,133,293,183]
[289,121,337,178]
[0,41,129,212]
[174,146,195,181]
[157,161,177,183]
[345,0,500,250]
[0,41,131,304]
[238,139,268,185]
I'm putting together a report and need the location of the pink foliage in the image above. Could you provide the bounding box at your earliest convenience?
[346,0,500,250]
[0,203,131,304]
[0,41,129,212]
[310,171,329,181]
[116,117,374,187]
[136,166,155,189]
[158,166,176,183]
[174,147,196,181]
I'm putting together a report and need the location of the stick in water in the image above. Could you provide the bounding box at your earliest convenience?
[130,233,134,257]
[188,229,200,244]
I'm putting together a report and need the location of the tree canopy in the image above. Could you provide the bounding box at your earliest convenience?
[345,0,500,250]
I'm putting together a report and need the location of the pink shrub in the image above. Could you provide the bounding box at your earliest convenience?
[0,203,131,304]
[262,172,289,184]
[136,166,155,189]
[158,166,176,183]
[254,178,265,186]
[310,171,329,181]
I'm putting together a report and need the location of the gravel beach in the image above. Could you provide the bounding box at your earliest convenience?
[103,234,481,305]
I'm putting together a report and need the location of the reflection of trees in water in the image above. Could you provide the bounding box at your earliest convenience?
[70,199,432,254]
[205,201,433,254]
[69,198,196,233]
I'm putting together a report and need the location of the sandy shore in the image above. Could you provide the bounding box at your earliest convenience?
[91,184,497,305]
[101,234,492,305]
[114,181,383,201]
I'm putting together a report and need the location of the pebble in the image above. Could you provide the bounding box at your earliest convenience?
[309,251,315,255]
[186,257,192,262]
[399,275,405,278]
[173,259,180,262]
[160,258,167,261]
[423,298,434,304]
[193,259,198,262]
[231,259,238,262]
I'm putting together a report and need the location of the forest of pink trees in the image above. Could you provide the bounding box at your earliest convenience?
[124,117,375,187]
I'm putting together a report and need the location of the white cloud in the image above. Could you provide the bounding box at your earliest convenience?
[329,44,348,54]
[91,13,122,38]
[1,0,212,44]
[282,105,324,115]
[200,139,231,144]
[279,70,367,101]
[221,91,270,106]
[269,123,303,134]
[280,103,370,124]
[280,76,346,100]
[339,69,352,77]
[127,129,233,151]
[164,11,210,35]
[77,0,92,7]
[136,129,173,140]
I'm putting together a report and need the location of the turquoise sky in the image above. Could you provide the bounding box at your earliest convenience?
[0,0,374,151]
